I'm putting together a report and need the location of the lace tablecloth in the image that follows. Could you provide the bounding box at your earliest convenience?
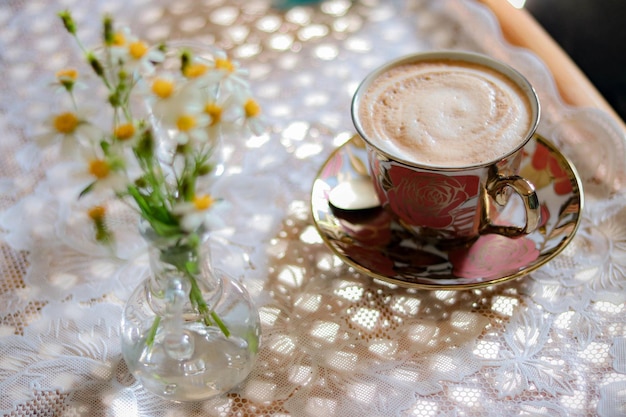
[2,0,626,415]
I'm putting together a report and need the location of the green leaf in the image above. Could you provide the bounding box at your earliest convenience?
[79,182,96,198]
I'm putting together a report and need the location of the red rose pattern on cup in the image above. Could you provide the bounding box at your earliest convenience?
[531,142,573,195]
[381,163,480,235]
[448,234,540,279]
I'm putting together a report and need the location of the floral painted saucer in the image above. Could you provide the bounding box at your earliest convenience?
[311,135,583,289]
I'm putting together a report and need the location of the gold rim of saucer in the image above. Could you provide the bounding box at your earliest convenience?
[310,134,584,290]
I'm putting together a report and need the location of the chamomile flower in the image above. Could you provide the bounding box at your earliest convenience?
[172,109,211,146]
[111,120,145,150]
[76,147,128,197]
[144,75,195,123]
[201,93,242,138]
[36,109,102,159]
[110,28,164,75]
[52,68,82,93]
[172,194,220,232]
[151,87,210,146]
[204,51,250,91]
[183,59,210,80]
[241,97,266,136]
[113,122,136,141]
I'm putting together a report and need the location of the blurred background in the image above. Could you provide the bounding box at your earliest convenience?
[523,0,626,121]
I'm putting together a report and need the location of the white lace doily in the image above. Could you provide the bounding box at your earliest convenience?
[1,0,626,416]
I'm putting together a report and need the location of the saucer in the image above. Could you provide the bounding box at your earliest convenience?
[311,135,583,289]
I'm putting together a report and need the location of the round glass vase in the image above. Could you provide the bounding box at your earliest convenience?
[121,225,261,402]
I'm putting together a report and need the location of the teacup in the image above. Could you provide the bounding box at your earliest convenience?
[351,51,541,245]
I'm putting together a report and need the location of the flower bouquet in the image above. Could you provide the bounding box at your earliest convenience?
[40,11,264,401]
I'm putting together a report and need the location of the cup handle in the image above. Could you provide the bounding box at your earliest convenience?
[482,175,541,237]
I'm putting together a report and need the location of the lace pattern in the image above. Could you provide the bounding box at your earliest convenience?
[1,0,625,415]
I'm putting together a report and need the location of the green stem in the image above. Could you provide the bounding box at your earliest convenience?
[145,315,161,347]
[186,267,230,337]
[161,243,230,339]
[211,311,230,338]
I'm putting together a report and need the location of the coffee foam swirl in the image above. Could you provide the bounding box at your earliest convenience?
[358,61,532,167]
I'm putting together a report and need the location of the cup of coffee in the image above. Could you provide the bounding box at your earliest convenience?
[351,51,541,245]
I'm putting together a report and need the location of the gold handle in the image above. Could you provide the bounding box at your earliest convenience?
[482,175,540,237]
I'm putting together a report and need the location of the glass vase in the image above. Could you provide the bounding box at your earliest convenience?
[121,225,261,402]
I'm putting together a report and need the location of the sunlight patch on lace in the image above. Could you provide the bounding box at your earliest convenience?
[429,354,457,374]
[553,310,575,330]
[473,340,499,359]
[246,132,270,148]
[305,397,337,416]
[49,272,78,290]
[335,285,364,302]
[88,259,117,279]
[310,320,340,342]
[277,265,305,287]
[316,252,342,271]
[49,372,80,390]
[368,339,398,358]
[594,300,625,314]
[406,323,439,348]
[350,307,379,331]
[259,306,281,326]
[300,225,323,244]
[449,311,484,333]
[294,293,322,313]
[408,399,440,416]
[346,381,377,403]
[580,341,611,364]
[390,367,420,384]
[101,387,139,416]
[295,143,323,159]
[390,296,421,315]
[268,335,296,355]
[449,386,482,408]
[244,380,277,403]
[490,295,518,317]
[325,350,358,372]
[288,365,313,385]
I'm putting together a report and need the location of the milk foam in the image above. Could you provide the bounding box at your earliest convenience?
[358,60,533,167]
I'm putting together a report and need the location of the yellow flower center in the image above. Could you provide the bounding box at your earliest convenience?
[215,58,235,73]
[244,99,261,118]
[113,32,126,46]
[114,123,135,140]
[176,115,196,132]
[129,41,148,60]
[183,63,208,78]
[54,112,79,134]
[56,68,78,81]
[204,103,222,126]
[193,194,215,211]
[88,206,106,221]
[151,78,174,98]
[89,159,110,179]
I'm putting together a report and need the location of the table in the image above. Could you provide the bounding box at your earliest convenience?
[1,0,625,415]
